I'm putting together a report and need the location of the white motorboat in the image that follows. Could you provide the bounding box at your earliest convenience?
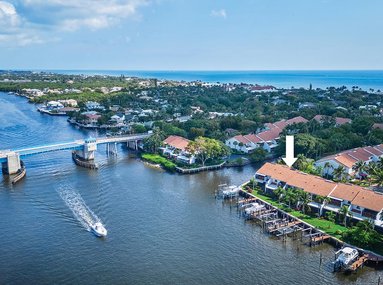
[244,203,265,215]
[91,222,107,237]
[222,185,240,198]
[335,247,359,267]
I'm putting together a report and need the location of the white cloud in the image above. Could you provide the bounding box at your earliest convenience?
[0,1,44,46]
[21,0,150,31]
[0,0,151,45]
[211,9,226,19]
[0,1,20,28]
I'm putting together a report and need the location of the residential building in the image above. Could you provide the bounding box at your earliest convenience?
[160,135,196,165]
[254,162,383,228]
[313,115,352,126]
[315,144,383,177]
[225,116,308,153]
[85,101,105,110]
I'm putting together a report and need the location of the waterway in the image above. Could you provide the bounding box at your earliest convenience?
[0,91,381,284]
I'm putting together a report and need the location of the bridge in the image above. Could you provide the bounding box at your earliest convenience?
[0,133,151,175]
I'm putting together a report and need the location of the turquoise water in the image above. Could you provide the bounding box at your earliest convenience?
[46,70,383,90]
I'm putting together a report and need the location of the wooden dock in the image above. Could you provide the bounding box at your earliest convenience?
[349,254,369,272]
[268,221,301,234]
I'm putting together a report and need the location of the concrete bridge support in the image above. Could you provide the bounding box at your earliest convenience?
[76,140,97,161]
[3,152,21,175]
[127,140,139,150]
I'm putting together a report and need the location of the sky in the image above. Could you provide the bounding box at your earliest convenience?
[0,0,383,70]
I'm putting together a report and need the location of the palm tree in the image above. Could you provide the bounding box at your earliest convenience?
[318,196,331,217]
[370,168,383,191]
[378,157,383,168]
[299,191,311,214]
[323,162,333,179]
[353,160,366,179]
[339,205,351,227]
[333,165,346,181]
[283,189,298,209]
[274,186,285,202]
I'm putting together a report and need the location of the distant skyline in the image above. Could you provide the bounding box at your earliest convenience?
[1,0,383,70]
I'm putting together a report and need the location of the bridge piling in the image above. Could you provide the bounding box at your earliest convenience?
[3,152,21,175]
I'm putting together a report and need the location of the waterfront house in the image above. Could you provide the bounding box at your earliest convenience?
[84,113,101,125]
[254,162,383,228]
[160,135,196,165]
[314,144,383,177]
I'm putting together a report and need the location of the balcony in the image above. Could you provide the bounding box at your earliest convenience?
[266,180,279,191]
[254,174,266,183]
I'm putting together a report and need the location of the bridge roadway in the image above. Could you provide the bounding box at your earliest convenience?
[0,133,151,163]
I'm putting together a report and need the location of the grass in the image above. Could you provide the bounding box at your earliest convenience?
[141,153,176,172]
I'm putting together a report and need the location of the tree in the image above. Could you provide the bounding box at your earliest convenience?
[131,124,147,134]
[249,148,267,163]
[353,160,366,179]
[283,188,298,209]
[143,128,165,153]
[339,205,351,227]
[298,190,311,214]
[323,162,333,179]
[274,186,285,202]
[333,165,346,181]
[326,211,336,225]
[186,137,231,166]
[369,167,383,191]
[342,220,381,247]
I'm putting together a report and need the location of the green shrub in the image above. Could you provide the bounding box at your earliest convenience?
[141,154,176,172]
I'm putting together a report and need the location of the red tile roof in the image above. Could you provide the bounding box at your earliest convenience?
[335,154,358,168]
[256,128,282,142]
[257,162,383,212]
[244,134,262,144]
[364,146,383,156]
[257,163,336,197]
[352,190,383,212]
[232,135,250,144]
[347,148,373,161]
[373,123,383,130]
[285,116,308,125]
[313,115,351,125]
[163,135,190,151]
[329,184,362,202]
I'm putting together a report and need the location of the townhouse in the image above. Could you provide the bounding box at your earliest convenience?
[226,116,308,153]
[315,144,383,176]
[254,162,383,228]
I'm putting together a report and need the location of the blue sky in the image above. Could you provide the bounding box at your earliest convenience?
[0,0,382,70]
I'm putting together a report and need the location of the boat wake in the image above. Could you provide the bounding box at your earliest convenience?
[59,189,101,231]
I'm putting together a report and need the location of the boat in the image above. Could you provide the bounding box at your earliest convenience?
[335,247,359,268]
[91,222,107,237]
[244,202,265,215]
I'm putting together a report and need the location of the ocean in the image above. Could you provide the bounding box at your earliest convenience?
[44,70,383,91]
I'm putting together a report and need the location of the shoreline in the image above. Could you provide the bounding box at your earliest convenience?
[239,181,383,261]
